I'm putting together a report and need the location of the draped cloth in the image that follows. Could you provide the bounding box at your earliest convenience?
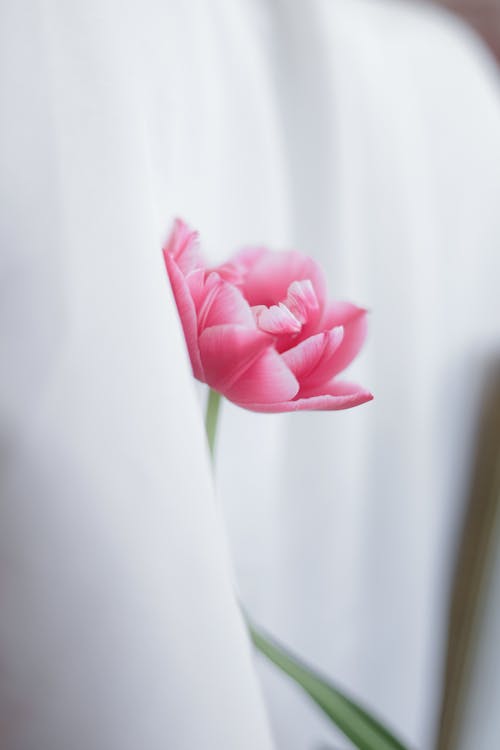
[0,2,275,748]
[217,3,500,749]
[1,1,500,749]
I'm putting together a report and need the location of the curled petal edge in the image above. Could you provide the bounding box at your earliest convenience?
[235,381,373,413]
[321,303,368,377]
[164,253,204,380]
[163,217,202,274]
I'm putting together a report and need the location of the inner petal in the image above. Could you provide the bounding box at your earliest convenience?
[241,249,327,310]
[254,302,302,335]
[252,279,321,347]
[282,327,344,387]
[196,272,254,331]
[284,280,319,324]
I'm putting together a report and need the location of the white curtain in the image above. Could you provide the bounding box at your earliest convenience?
[0,2,275,748]
[1,1,500,749]
[213,2,500,749]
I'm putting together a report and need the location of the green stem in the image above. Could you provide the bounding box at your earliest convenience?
[205,388,221,461]
[203,389,409,750]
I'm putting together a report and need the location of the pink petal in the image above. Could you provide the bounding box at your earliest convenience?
[163,218,203,275]
[241,380,373,413]
[232,246,269,267]
[199,324,298,403]
[198,324,275,391]
[320,302,368,376]
[224,348,299,405]
[284,280,320,324]
[322,301,367,328]
[255,303,302,335]
[282,328,344,387]
[184,267,208,312]
[239,249,327,310]
[197,272,255,331]
[215,246,268,286]
[164,254,204,380]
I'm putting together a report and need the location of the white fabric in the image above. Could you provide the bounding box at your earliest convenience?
[214,2,500,749]
[2,1,500,749]
[0,2,275,749]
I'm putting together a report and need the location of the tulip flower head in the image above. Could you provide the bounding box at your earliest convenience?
[163,219,372,412]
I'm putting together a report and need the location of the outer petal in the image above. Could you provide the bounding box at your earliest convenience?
[225,348,300,405]
[164,254,204,380]
[282,328,344,387]
[163,218,203,274]
[241,380,373,413]
[199,324,299,404]
[199,324,271,390]
[320,302,368,376]
[238,249,327,311]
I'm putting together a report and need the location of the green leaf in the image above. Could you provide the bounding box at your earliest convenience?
[203,393,410,749]
[248,620,410,750]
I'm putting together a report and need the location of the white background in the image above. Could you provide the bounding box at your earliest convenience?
[2,1,500,748]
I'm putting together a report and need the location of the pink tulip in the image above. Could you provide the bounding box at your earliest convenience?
[163,219,373,412]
